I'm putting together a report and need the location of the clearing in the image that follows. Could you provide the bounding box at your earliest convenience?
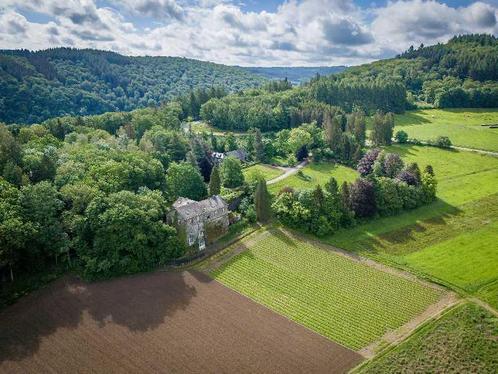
[0,271,362,373]
[208,228,445,351]
[268,162,358,194]
[394,108,498,152]
[243,164,284,182]
[358,303,498,373]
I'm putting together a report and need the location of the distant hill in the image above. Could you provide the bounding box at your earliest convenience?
[324,34,498,108]
[244,66,346,84]
[0,48,266,124]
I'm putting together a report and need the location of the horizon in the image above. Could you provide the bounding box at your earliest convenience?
[0,0,497,67]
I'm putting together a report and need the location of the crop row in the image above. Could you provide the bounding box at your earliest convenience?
[212,231,442,350]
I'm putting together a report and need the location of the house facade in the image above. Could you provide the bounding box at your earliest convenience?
[168,195,229,250]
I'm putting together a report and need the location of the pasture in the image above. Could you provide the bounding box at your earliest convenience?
[243,163,283,182]
[210,229,444,351]
[393,109,498,152]
[359,303,498,373]
[268,162,358,194]
[0,271,362,373]
[323,145,498,306]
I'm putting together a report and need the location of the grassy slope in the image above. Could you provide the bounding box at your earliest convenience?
[268,162,358,194]
[211,229,442,351]
[359,303,498,373]
[243,164,284,182]
[394,109,498,152]
[323,145,498,306]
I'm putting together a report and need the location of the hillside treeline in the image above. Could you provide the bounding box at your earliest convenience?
[0,48,265,124]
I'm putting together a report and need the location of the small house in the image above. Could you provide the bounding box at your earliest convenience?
[168,195,229,250]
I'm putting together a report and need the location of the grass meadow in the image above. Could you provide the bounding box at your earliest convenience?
[243,164,283,182]
[211,229,443,351]
[358,303,498,373]
[268,162,358,194]
[323,145,498,307]
[393,109,498,152]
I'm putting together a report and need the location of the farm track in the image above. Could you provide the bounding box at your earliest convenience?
[0,271,362,374]
[267,160,308,185]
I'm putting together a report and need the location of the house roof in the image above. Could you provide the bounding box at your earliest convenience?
[172,195,227,220]
[225,149,247,160]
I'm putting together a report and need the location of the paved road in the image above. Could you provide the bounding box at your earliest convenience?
[267,160,308,185]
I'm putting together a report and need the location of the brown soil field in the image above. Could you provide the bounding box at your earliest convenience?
[0,270,362,373]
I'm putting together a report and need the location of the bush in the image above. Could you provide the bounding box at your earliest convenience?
[433,136,452,148]
[395,130,409,143]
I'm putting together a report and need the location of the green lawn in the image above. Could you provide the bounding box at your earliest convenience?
[394,109,498,152]
[404,221,498,293]
[268,162,358,194]
[211,229,443,351]
[358,303,498,373]
[243,164,283,182]
[322,145,498,304]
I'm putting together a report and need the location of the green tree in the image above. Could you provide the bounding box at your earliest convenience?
[208,166,221,195]
[224,132,238,151]
[220,156,244,188]
[167,162,207,201]
[81,189,183,279]
[254,128,265,162]
[0,180,36,281]
[254,177,271,223]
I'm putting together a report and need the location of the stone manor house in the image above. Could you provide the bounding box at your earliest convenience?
[167,195,229,250]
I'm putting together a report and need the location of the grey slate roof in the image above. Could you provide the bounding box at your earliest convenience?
[172,195,227,220]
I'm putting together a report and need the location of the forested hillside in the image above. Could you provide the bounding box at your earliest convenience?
[332,34,498,108]
[0,48,266,124]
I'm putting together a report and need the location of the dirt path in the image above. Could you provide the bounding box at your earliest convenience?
[267,160,308,185]
[450,145,498,157]
[468,297,498,317]
[358,293,461,358]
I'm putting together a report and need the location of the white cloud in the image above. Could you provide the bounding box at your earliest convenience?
[0,0,496,66]
[372,0,498,51]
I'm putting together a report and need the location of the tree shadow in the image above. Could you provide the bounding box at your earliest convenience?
[353,199,462,254]
[0,270,197,362]
[396,112,431,127]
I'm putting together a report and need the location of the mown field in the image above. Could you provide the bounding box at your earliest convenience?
[323,145,498,307]
[394,109,498,152]
[211,229,443,351]
[358,303,498,373]
[268,162,358,194]
[243,164,283,182]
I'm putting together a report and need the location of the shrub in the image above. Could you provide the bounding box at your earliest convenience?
[395,130,409,143]
[433,136,452,148]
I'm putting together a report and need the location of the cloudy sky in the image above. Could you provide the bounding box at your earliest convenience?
[0,0,497,66]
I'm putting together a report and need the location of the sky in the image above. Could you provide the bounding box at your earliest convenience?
[0,0,497,66]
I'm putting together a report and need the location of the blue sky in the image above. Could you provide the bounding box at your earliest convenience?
[0,0,496,66]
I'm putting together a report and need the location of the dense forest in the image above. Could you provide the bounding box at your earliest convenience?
[336,34,498,108]
[0,48,266,124]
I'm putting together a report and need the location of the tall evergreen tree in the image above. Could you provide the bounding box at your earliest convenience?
[208,166,221,196]
[255,177,271,223]
[254,128,265,162]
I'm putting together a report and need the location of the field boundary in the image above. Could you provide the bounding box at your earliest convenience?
[358,292,460,358]
[350,301,466,373]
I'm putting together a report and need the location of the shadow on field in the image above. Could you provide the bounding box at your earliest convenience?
[0,271,197,362]
[396,112,431,127]
[358,199,462,254]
